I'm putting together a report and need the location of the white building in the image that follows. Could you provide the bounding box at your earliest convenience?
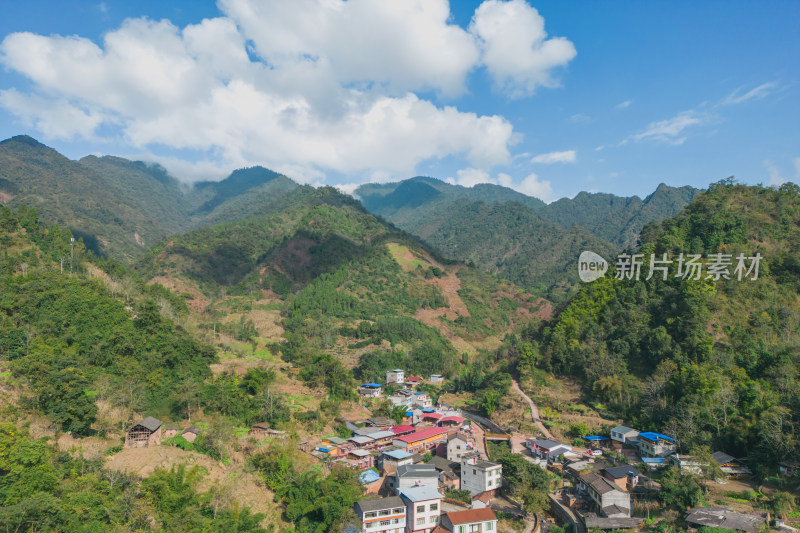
[430,374,444,384]
[354,496,407,533]
[400,486,442,533]
[390,464,440,495]
[386,369,405,385]
[610,425,639,446]
[447,433,469,462]
[460,454,503,496]
[525,439,576,463]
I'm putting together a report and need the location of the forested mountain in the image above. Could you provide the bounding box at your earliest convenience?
[521,180,800,470]
[354,177,698,301]
[539,182,701,247]
[0,136,300,262]
[403,199,617,302]
[138,185,544,383]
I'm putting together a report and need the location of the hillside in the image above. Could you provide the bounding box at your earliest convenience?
[523,180,800,468]
[0,136,301,263]
[355,177,698,301]
[137,186,546,377]
[539,182,701,247]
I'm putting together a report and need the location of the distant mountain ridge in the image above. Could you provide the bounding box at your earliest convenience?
[0,135,299,261]
[354,176,700,301]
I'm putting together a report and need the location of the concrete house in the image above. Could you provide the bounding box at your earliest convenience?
[610,425,639,446]
[400,486,443,533]
[359,383,384,398]
[380,449,415,475]
[392,427,449,454]
[446,433,469,462]
[440,508,498,533]
[460,454,502,496]
[637,432,677,458]
[354,496,407,533]
[430,374,444,384]
[386,369,405,385]
[579,472,631,518]
[390,464,439,495]
[602,465,641,491]
[125,417,162,448]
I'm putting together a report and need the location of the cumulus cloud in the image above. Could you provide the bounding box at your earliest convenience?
[469,0,576,98]
[448,167,553,202]
[0,0,575,183]
[632,110,704,145]
[723,82,779,105]
[531,149,576,164]
[516,172,553,201]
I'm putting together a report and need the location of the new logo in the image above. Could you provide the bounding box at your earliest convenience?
[578,251,608,282]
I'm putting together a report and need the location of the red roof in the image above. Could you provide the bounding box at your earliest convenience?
[394,427,449,444]
[422,413,442,420]
[392,425,416,434]
[446,508,497,525]
[438,416,465,424]
[406,376,421,382]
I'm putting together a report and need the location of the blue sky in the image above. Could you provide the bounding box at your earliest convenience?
[0,0,797,201]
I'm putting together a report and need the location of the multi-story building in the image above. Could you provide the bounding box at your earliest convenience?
[460,454,502,496]
[386,369,405,385]
[400,486,442,533]
[637,432,677,458]
[446,433,469,462]
[579,472,631,518]
[354,496,407,533]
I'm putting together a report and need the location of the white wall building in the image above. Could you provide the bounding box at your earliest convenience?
[400,486,443,533]
[460,454,503,496]
[386,369,405,385]
[354,496,407,533]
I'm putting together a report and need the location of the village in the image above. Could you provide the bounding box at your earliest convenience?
[123,368,800,533]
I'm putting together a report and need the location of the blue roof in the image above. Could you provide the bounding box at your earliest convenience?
[639,431,676,442]
[583,436,607,441]
[359,470,381,484]
[406,411,413,416]
[641,457,667,464]
[361,383,382,388]
[422,408,435,413]
[384,449,413,460]
[400,486,443,502]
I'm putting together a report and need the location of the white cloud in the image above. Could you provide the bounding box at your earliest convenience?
[723,82,779,105]
[632,110,704,145]
[469,0,576,97]
[0,1,575,183]
[765,160,785,186]
[569,113,591,123]
[616,99,632,109]
[531,149,576,164]
[450,167,553,202]
[516,172,553,202]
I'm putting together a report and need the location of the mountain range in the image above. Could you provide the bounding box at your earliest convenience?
[0,135,699,301]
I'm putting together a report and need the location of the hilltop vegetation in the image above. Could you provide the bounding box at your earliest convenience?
[523,180,800,470]
[356,177,699,301]
[0,136,300,262]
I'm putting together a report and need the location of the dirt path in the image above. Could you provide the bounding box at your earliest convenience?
[511,378,554,440]
[414,266,479,356]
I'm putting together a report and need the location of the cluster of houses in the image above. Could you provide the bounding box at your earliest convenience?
[124,417,201,447]
[522,423,780,532]
[359,370,444,403]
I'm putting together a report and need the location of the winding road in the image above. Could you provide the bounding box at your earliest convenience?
[511,378,554,440]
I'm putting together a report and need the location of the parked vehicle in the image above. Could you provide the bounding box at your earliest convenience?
[587,449,602,456]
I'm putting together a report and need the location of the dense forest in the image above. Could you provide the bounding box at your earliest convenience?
[522,180,800,471]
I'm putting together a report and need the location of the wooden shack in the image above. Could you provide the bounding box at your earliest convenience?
[164,424,181,439]
[126,417,162,448]
[250,423,271,438]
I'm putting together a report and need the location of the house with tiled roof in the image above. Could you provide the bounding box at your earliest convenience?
[578,472,631,518]
[354,496,406,533]
[439,508,497,533]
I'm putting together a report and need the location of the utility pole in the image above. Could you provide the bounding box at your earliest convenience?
[70,237,75,273]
